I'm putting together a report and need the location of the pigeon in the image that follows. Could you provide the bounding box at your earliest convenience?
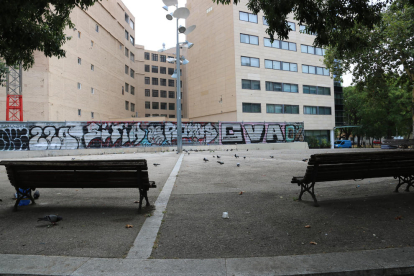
[237,163,240,167]
[203,158,209,162]
[270,156,274,158]
[226,149,229,151]
[302,158,309,162]
[230,149,233,151]
[217,161,224,165]
[213,156,216,158]
[247,149,248,151]
[217,155,221,158]
[243,156,246,159]
[38,215,63,225]
[33,190,40,199]
[153,163,160,167]
[235,154,239,158]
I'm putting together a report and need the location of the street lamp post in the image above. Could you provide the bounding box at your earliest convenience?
[162,0,196,153]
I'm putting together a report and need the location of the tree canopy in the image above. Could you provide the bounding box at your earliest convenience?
[213,0,390,52]
[0,0,100,83]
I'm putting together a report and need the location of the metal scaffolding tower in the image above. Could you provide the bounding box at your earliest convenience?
[6,63,23,121]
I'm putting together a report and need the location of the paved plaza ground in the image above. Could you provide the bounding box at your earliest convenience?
[0,147,413,275]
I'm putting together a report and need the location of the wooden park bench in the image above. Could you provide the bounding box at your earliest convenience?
[291,151,414,206]
[0,159,156,211]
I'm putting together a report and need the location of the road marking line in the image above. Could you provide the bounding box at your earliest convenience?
[126,153,185,259]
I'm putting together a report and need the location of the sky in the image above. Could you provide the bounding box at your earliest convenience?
[122,0,352,86]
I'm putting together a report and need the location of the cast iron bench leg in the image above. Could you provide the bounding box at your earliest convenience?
[298,181,319,207]
[138,188,151,212]
[13,188,35,212]
[394,176,412,193]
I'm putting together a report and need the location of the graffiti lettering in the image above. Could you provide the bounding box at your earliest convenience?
[0,121,304,151]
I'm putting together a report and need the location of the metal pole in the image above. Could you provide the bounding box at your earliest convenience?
[176,16,182,153]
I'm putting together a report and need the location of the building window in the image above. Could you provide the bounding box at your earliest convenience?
[122,86,124,95]
[125,13,130,23]
[152,65,158,73]
[152,53,158,61]
[78,57,81,65]
[168,79,175,87]
[264,59,297,72]
[169,91,175,98]
[242,79,261,90]
[160,79,166,86]
[240,34,259,45]
[144,52,150,60]
[160,67,166,74]
[130,53,135,62]
[168,56,174,64]
[161,55,166,62]
[288,22,296,31]
[125,83,129,92]
[265,81,298,93]
[131,103,135,112]
[95,24,99,32]
[131,86,135,95]
[91,112,94,118]
[152,102,159,109]
[91,88,95,94]
[145,114,151,117]
[161,114,167,117]
[120,43,123,50]
[241,56,259,67]
[145,65,150,72]
[130,69,135,78]
[303,85,331,95]
[125,65,129,74]
[152,114,159,117]
[125,30,129,40]
[129,19,134,30]
[91,64,94,71]
[239,11,258,23]
[77,83,81,90]
[145,102,150,109]
[299,25,317,35]
[145,77,150,85]
[168,68,174,75]
[169,103,175,110]
[125,48,129,57]
[161,102,167,110]
[145,89,150,97]
[242,103,261,113]
[152,90,159,97]
[78,31,81,38]
[125,101,129,110]
[264,38,296,51]
[301,45,325,56]
[130,35,134,45]
[78,109,81,116]
[169,115,175,118]
[304,106,332,115]
[266,104,299,114]
[302,65,330,76]
[161,90,167,98]
[152,78,158,85]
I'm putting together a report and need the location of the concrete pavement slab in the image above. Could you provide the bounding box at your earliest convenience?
[152,149,414,259]
[71,258,227,276]
[0,254,89,275]
[0,152,179,258]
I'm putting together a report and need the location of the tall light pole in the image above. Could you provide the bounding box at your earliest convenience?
[162,0,195,153]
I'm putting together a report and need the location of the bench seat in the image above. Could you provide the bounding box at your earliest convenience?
[291,151,414,206]
[0,159,156,211]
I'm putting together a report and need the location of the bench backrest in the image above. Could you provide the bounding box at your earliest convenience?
[304,151,414,183]
[0,159,150,189]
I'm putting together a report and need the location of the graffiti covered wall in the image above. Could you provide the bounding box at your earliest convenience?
[0,121,304,151]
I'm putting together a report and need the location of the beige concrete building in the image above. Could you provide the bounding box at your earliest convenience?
[142,47,188,119]
[186,0,335,142]
[0,0,144,121]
